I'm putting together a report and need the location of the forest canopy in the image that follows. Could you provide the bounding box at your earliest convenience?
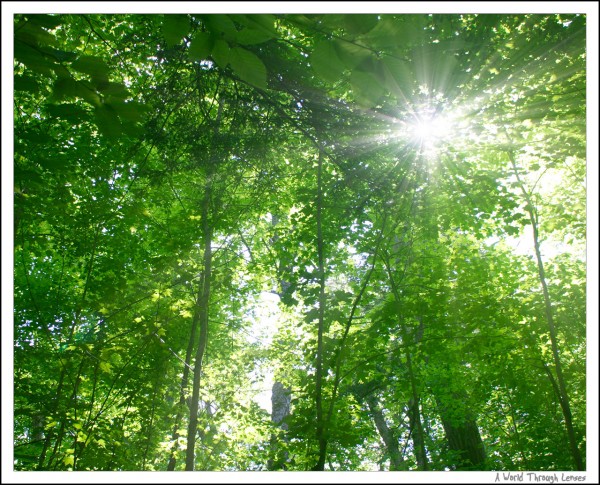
[5,4,597,479]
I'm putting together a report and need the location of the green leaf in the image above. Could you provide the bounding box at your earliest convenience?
[52,77,100,105]
[319,14,347,30]
[350,69,385,107]
[376,57,414,97]
[334,39,372,69]
[27,14,62,29]
[14,41,56,75]
[162,14,189,45]
[285,15,313,28]
[311,40,346,84]
[236,28,273,45]
[71,55,109,78]
[96,81,129,99]
[205,15,237,41]
[63,455,74,467]
[188,32,214,61]
[361,16,418,49]
[229,47,267,89]
[51,77,79,100]
[46,103,89,123]
[15,21,57,46]
[95,104,122,140]
[39,46,77,62]
[246,14,277,34]
[14,74,40,93]
[180,309,193,319]
[305,308,319,323]
[342,14,379,35]
[99,361,112,373]
[110,100,148,123]
[211,39,231,67]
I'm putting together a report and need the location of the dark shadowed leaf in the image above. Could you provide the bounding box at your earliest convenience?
[15,74,41,93]
[14,41,56,75]
[110,100,149,123]
[236,28,274,46]
[188,32,214,61]
[46,103,89,123]
[162,14,189,45]
[95,104,122,140]
[96,82,130,99]
[71,55,109,78]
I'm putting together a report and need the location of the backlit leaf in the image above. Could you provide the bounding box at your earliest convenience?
[211,39,231,67]
[311,40,346,84]
[229,47,267,89]
[205,15,237,41]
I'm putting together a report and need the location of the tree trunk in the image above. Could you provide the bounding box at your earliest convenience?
[313,149,327,471]
[436,393,486,470]
[167,285,201,470]
[506,148,584,470]
[184,182,213,471]
[406,352,428,470]
[268,382,291,470]
[365,394,405,471]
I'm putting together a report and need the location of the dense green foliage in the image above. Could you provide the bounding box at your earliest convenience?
[12,12,587,472]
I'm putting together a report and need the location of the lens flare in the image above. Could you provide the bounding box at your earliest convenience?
[409,111,452,152]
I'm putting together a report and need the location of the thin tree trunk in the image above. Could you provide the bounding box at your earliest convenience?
[406,352,428,470]
[141,366,162,469]
[167,285,201,470]
[506,148,583,470]
[314,149,327,471]
[381,251,429,471]
[184,182,213,471]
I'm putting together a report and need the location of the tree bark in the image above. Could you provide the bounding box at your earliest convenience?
[365,394,405,470]
[435,392,486,470]
[268,382,291,470]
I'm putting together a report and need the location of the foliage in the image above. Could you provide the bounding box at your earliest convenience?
[11,12,587,472]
